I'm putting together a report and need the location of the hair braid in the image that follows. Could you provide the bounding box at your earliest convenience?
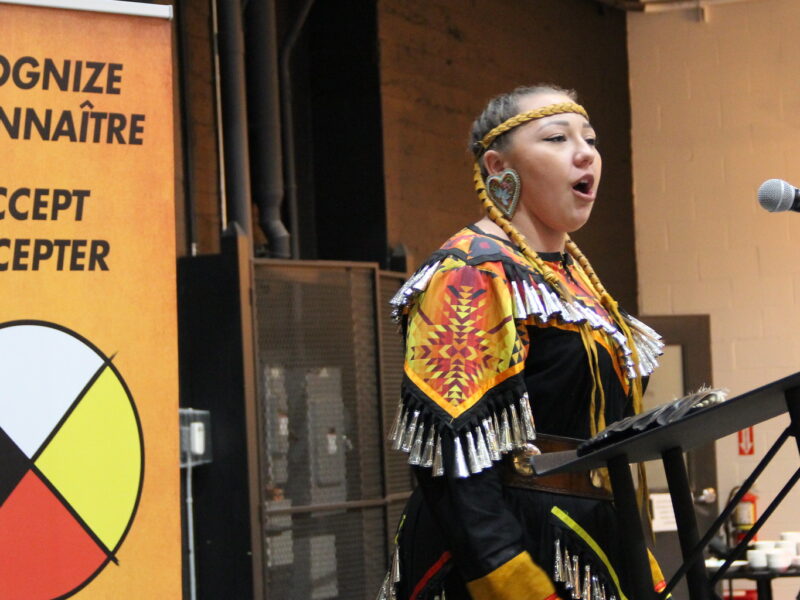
[565,237,610,302]
[566,236,644,414]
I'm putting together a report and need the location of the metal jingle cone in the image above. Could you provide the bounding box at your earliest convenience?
[421,427,436,467]
[591,576,601,600]
[391,547,401,583]
[523,279,546,319]
[376,572,389,600]
[510,404,523,447]
[482,418,501,461]
[392,409,408,450]
[563,300,583,323]
[465,429,481,474]
[563,547,573,590]
[511,280,527,318]
[432,433,444,476]
[474,426,492,468]
[453,436,470,478]
[520,393,537,440]
[388,401,404,443]
[414,260,441,291]
[547,288,566,320]
[408,423,425,465]
[581,565,591,600]
[572,555,581,599]
[537,282,557,318]
[553,538,564,582]
[402,410,420,452]
[500,409,513,452]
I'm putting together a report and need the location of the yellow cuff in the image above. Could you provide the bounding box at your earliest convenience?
[648,549,668,594]
[466,551,557,600]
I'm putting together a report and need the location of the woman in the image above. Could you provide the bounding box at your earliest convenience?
[378,85,666,600]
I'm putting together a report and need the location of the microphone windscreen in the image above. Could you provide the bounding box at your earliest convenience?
[758,178,794,212]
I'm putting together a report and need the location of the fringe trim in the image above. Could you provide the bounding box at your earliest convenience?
[388,393,537,478]
[390,258,665,379]
[553,535,619,600]
[375,543,401,600]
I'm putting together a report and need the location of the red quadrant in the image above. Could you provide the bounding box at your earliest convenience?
[0,470,108,600]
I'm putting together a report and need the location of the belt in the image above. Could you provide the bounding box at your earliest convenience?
[500,434,613,501]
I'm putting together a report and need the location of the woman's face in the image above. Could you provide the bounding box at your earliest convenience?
[487,92,601,239]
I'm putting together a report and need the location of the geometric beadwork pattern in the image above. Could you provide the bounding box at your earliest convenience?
[404,259,528,418]
[440,228,614,328]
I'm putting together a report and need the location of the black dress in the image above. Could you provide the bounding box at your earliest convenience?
[377,226,665,600]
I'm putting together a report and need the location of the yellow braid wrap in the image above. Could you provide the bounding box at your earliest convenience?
[478,101,589,151]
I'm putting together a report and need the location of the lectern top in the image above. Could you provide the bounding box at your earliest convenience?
[533,370,800,475]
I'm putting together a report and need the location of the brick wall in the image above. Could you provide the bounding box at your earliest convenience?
[628,3,800,590]
[378,0,640,310]
[177,0,221,255]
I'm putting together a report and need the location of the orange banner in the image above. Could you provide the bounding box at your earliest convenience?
[0,2,180,598]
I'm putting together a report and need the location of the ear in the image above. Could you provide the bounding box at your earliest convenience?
[483,149,509,176]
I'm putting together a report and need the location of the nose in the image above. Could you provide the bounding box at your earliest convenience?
[574,141,595,167]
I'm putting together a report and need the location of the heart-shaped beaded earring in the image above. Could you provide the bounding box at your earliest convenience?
[485,169,521,219]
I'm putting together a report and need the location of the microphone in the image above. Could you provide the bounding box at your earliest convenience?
[758,178,800,212]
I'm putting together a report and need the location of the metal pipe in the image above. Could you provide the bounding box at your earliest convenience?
[216,0,253,244]
[595,0,762,11]
[175,0,197,255]
[245,0,291,258]
[279,0,316,259]
[185,451,197,600]
[210,0,227,232]
[264,493,412,517]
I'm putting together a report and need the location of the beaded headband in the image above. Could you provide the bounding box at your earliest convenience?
[475,101,590,155]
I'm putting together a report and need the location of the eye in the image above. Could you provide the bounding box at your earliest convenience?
[544,134,566,142]
[585,137,598,147]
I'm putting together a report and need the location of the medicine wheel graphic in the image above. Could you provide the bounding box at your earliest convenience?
[0,321,144,599]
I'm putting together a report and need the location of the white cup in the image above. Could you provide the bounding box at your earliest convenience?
[780,533,800,553]
[767,549,791,571]
[753,540,776,551]
[775,541,796,555]
[747,549,767,569]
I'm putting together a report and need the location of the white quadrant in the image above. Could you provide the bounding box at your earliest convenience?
[0,323,104,457]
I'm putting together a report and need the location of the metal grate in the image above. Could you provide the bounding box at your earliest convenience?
[263,506,386,599]
[254,262,407,599]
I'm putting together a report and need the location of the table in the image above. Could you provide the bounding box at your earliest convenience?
[717,566,800,600]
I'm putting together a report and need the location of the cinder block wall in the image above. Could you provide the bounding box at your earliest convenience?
[628,3,800,591]
[378,0,641,311]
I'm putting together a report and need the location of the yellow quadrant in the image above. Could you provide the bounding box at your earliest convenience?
[35,366,142,551]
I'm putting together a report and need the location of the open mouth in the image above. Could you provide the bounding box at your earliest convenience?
[571,175,595,197]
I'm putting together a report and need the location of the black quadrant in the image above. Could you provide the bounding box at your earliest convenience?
[0,426,32,507]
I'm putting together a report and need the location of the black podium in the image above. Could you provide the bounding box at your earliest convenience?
[532,372,800,600]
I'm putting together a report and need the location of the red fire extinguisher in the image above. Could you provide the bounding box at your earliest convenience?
[730,487,758,544]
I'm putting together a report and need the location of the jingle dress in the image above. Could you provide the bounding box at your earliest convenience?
[377,226,666,600]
